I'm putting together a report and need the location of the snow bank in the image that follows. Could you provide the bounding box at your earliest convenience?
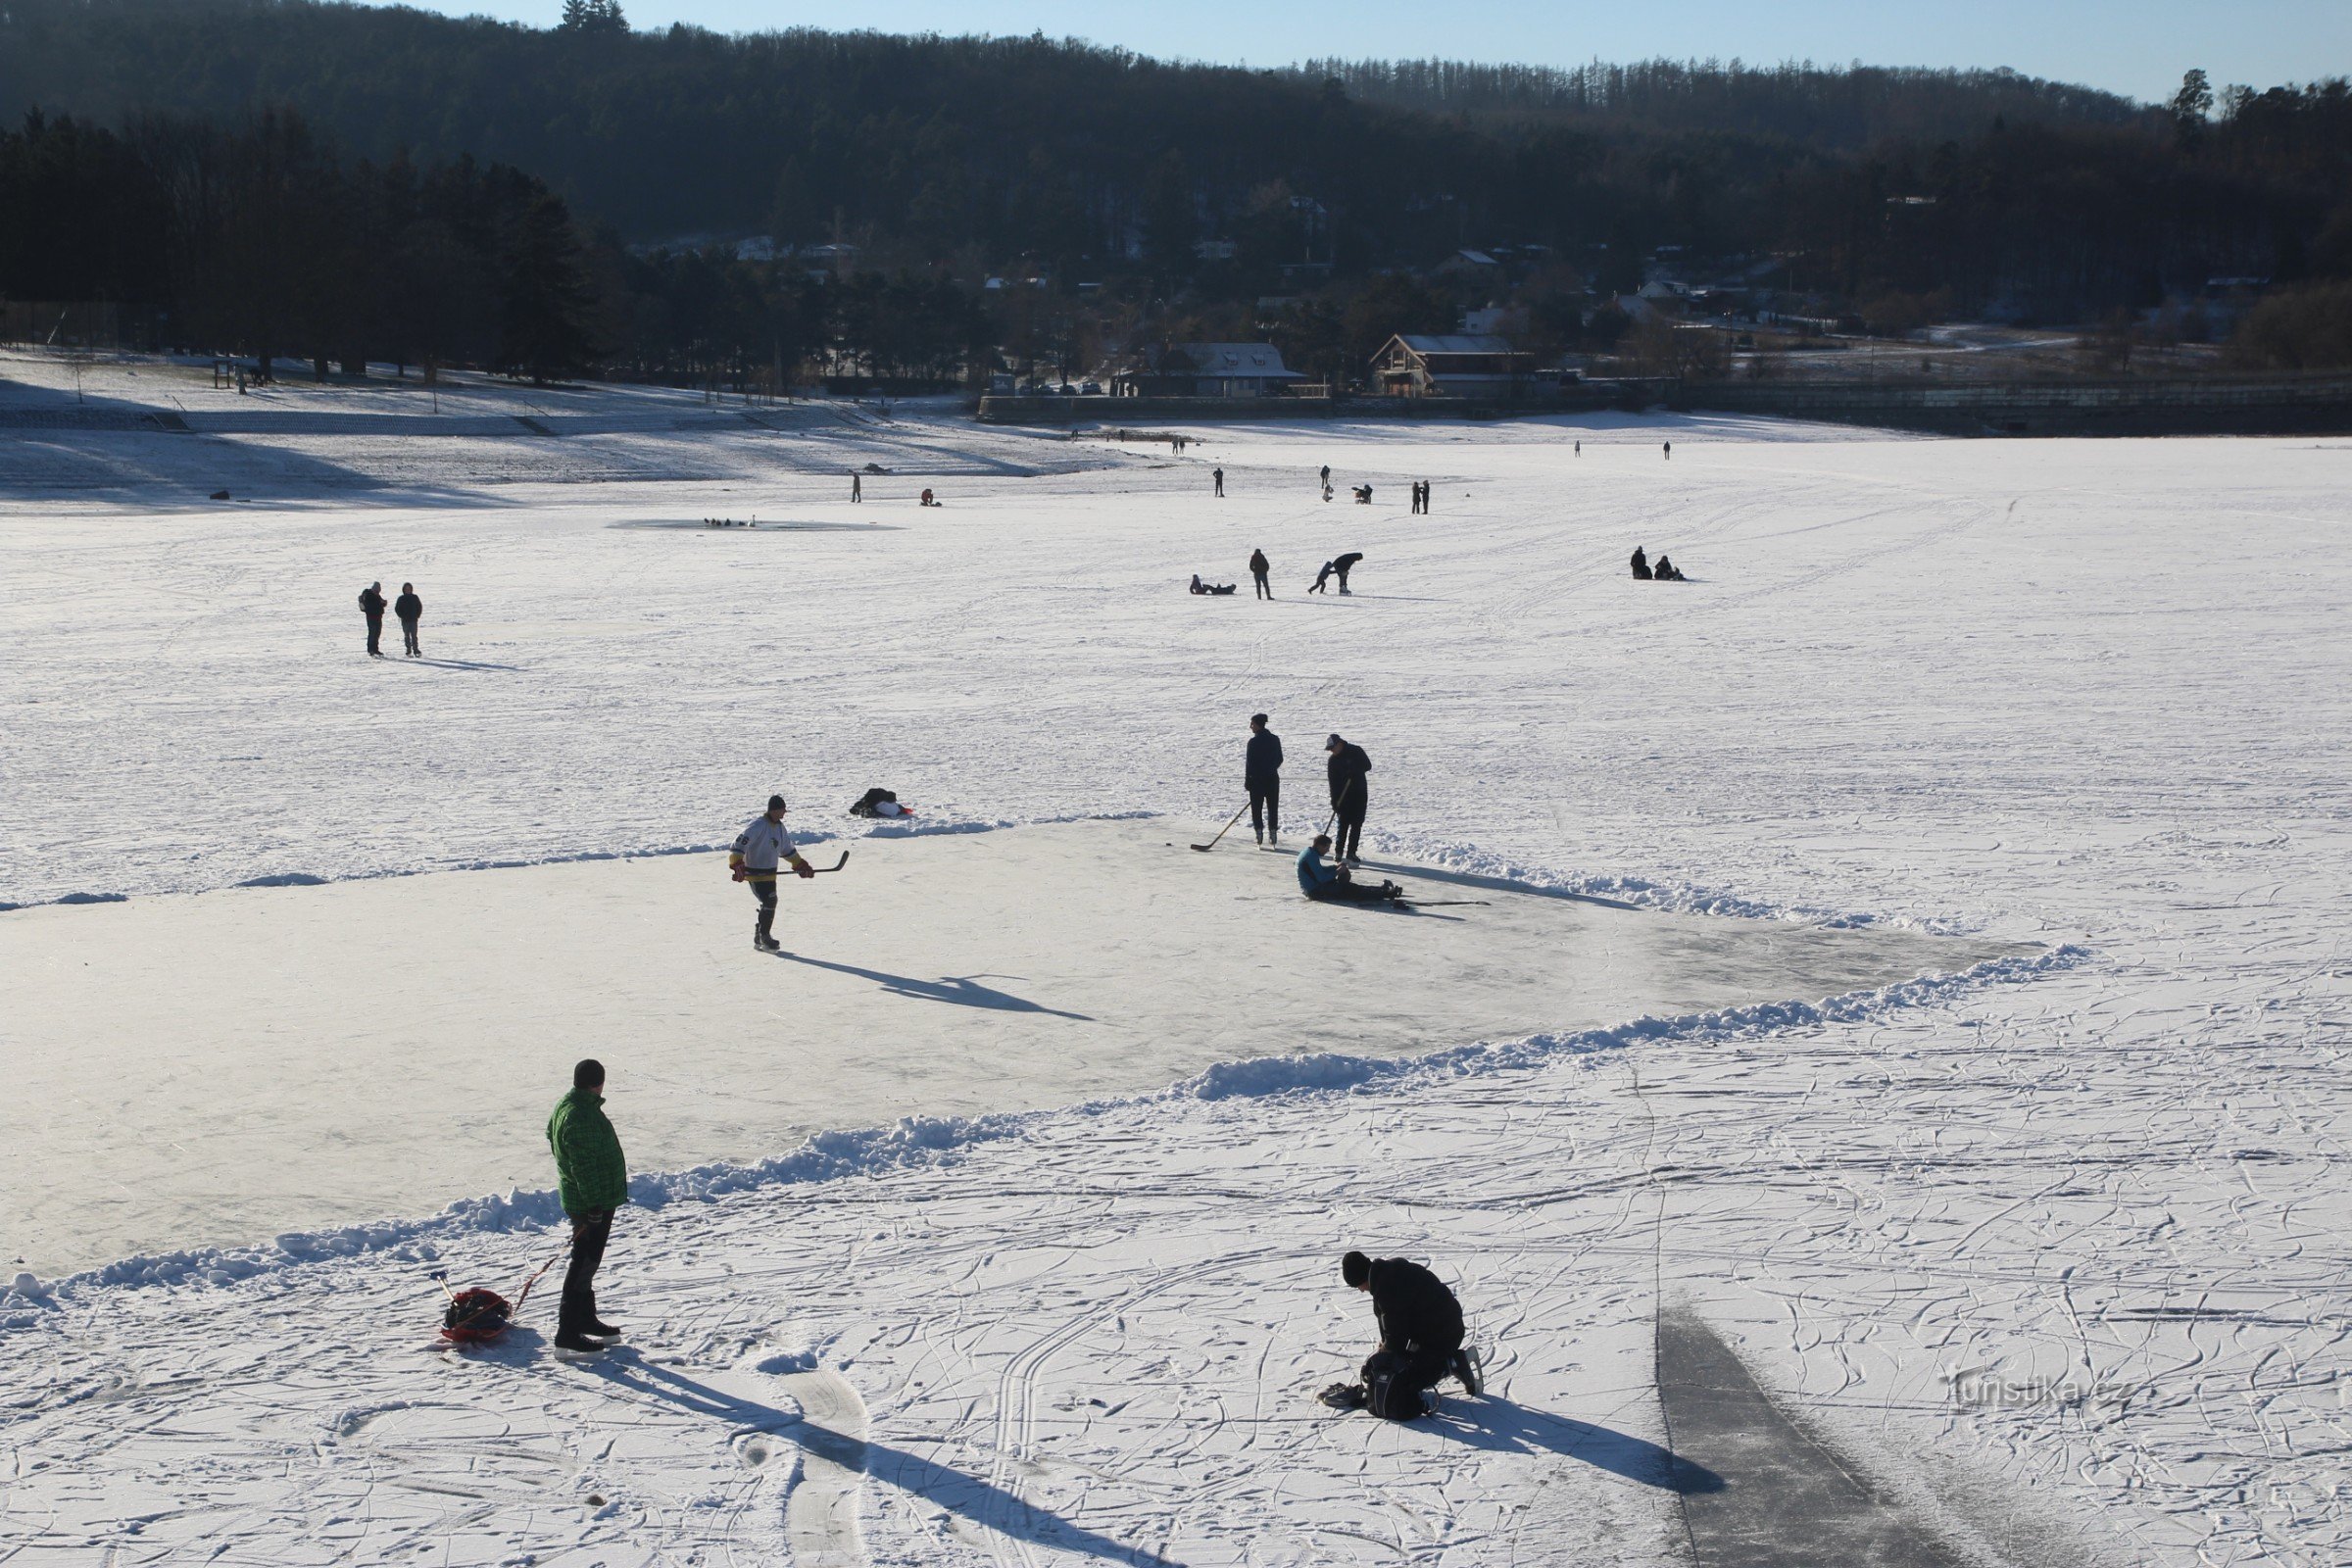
[7,944,2078,1319]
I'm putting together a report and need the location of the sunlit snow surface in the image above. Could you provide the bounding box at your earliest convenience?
[2,349,2348,1565]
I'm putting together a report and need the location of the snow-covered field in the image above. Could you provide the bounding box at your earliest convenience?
[2,349,2349,1565]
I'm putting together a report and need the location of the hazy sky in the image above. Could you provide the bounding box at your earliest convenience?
[398,0,2350,104]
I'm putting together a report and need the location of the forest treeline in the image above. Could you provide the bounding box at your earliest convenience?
[5,0,2352,376]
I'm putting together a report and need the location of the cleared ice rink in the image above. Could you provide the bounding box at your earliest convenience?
[0,818,2021,1275]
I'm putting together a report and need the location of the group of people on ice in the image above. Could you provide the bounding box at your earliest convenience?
[1192,550,1362,597]
[357,580,426,658]
[1630,546,1688,581]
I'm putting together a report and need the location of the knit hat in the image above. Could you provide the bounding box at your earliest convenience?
[767,794,787,812]
[1326,733,1345,750]
[1342,1250,1370,1288]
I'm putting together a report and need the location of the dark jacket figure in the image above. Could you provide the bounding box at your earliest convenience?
[1340,1250,1476,1418]
[548,1059,628,1351]
[1326,735,1371,860]
[393,584,422,657]
[1249,548,1272,599]
[1309,561,1335,594]
[358,582,387,657]
[1213,466,1225,497]
[1631,546,1651,581]
[1333,552,1363,593]
[1297,839,1400,904]
[1653,554,1682,581]
[1247,715,1283,843]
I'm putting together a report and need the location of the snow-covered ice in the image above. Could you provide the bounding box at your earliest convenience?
[2,348,2348,1565]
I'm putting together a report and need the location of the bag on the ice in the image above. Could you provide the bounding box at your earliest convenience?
[850,787,906,818]
[440,1287,514,1344]
[1362,1350,1431,1421]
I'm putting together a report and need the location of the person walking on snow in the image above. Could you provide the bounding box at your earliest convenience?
[394,582,423,658]
[1250,548,1272,600]
[1324,1250,1479,1417]
[1309,560,1335,594]
[1319,464,1331,492]
[1325,733,1372,862]
[358,581,387,658]
[1248,712,1284,844]
[1213,466,1225,497]
[547,1057,628,1354]
[731,794,815,952]
[851,471,861,503]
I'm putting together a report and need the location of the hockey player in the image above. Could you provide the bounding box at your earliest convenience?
[1325,734,1372,862]
[1247,712,1283,843]
[731,795,815,952]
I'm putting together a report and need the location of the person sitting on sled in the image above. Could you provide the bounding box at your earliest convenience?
[1296,834,1402,904]
[1322,1250,1481,1418]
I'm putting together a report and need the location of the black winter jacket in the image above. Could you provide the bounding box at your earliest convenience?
[359,586,386,616]
[394,592,422,621]
[1247,730,1284,787]
[1327,742,1371,809]
[1368,1257,1464,1353]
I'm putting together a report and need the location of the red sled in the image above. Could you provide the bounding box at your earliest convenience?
[441,1287,514,1344]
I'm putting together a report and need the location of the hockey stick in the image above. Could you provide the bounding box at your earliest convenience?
[803,852,851,874]
[1191,803,1250,853]
[1398,899,1490,907]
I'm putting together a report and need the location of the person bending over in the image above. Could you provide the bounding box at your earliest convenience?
[1324,1250,1482,1418]
[1296,834,1401,904]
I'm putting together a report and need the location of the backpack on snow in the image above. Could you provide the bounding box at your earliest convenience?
[1362,1349,1432,1421]
[850,787,905,818]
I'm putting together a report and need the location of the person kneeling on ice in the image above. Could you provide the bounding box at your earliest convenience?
[548,1058,628,1354]
[1297,833,1402,905]
[1323,1250,1482,1418]
[731,794,815,953]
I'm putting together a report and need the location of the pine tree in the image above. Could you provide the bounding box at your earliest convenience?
[499,189,599,383]
[559,0,627,36]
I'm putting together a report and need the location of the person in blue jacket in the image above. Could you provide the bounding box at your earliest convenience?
[1297,834,1402,905]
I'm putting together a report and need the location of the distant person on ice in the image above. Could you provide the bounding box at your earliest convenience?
[547,1057,628,1354]
[1250,548,1272,599]
[394,582,423,658]
[1296,834,1402,904]
[1319,464,1331,491]
[358,580,387,658]
[1332,552,1363,593]
[731,794,815,953]
[1308,560,1336,594]
[1213,466,1225,497]
[1324,1250,1480,1417]
[850,472,861,503]
[1325,733,1372,862]
[1248,712,1283,845]
[1631,546,1651,580]
[1653,554,1685,582]
[1190,573,1236,596]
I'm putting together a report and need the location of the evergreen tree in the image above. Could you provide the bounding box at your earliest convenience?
[499,187,599,382]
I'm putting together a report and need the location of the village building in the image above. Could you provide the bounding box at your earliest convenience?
[1106,343,1304,398]
[1369,333,1538,398]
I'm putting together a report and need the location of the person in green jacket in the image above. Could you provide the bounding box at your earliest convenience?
[547,1058,628,1352]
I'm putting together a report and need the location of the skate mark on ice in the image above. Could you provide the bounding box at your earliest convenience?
[1656,1308,1968,1568]
[770,952,1094,1020]
[776,1368,870,1568]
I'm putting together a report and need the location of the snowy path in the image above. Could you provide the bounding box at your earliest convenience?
[3,367,2350,1563]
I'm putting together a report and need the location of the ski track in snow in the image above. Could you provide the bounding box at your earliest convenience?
[3,349,2350,1565]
